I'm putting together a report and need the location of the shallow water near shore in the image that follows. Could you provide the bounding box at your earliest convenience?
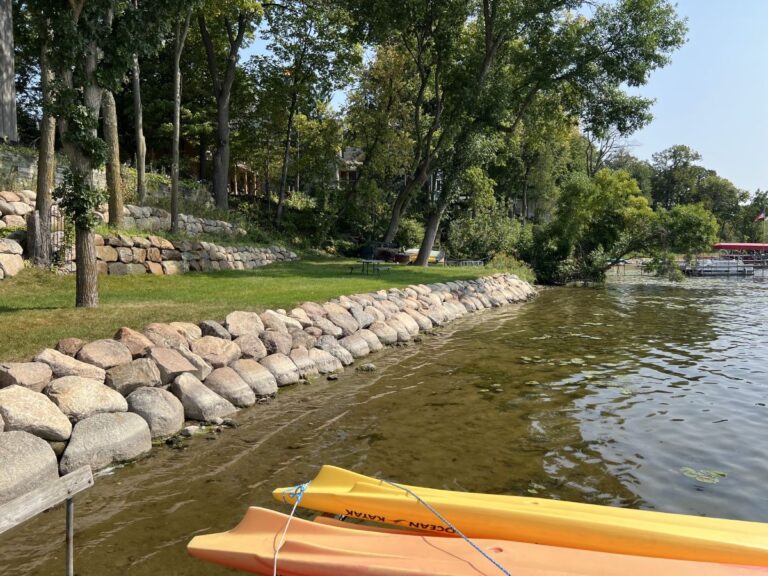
[2,274,768,575]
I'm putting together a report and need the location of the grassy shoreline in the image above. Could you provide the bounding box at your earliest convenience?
[0,258,533,362]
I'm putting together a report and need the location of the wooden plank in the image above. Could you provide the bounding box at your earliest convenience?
[0,466,94,535]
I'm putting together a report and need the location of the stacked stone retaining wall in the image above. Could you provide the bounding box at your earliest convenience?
[95,234,298,276]
[0,274,535,502]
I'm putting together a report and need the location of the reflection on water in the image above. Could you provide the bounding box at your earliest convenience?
[1,275,767,575]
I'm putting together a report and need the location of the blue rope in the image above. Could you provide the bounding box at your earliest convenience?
[382,479,513,576]
[274,482,309,576]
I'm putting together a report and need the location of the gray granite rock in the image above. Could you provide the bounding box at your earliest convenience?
[259,353,300,386]
[0,362,52,392]
[35,348,106,381]
[126,387,184,438]
[76,339,133,370]
[260,330,293,356]
[55,337,85,357]
[199,320,231,340]
[147,347,196,384]
[307,348,343,375]
[260,310,288,333]
[0,431,59,505]
[143,323,188,349]
[204,367,256,407]
[105,358,162,396]
[358,329,384,353]
[171,373,237,422]
[404,308,433,332]
[224,311,265,338]
[174,346,213,381]
[169,322,202,343]
[0,385,72,441]
[350,306,375,329]
[230,359,278,397]
[384,317,411,342]
[338,334,371,359]
[289,347,319,379]
[326,312,359,337]
[316,336,354,366]
[312,316,343,338]
[59,412,152,475]
[190,336,241,368]
[46,376,128,422]
[291,330,316,351]
[393,312,420,336]
[234,334,268,360]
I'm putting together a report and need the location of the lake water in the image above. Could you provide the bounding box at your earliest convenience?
[2,274,767,575]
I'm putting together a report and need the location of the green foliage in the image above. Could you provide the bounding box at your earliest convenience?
[447,208,528,261]
[485,254,536,284]
[53,168,107,230]
[395,218,425,249]
[645,251,684,282]
[656,203,719,255]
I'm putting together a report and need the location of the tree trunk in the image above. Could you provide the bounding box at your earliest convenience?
[32,40,56,266]
[0,0,17,142]
[103,90,123,229]
[171,11,191,234]
[414,205,445,267]
[132,53,146,203]
[198,132,207,180]
[212,97,230,210]
[276,93,297,224]
[383,165,430,243]
[75,226,98,307]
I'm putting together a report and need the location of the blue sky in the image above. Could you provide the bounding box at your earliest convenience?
[629,0,768,193]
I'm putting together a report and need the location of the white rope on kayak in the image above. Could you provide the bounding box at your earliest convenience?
[274,482,309,576]
[382,479,513,576]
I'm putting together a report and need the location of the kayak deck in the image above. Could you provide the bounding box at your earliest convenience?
[188,507,767,576]
[272,465,768,566]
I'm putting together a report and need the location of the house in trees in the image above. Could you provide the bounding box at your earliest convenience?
[337,147,364,188]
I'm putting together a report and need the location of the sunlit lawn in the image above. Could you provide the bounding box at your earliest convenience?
[0,257,528,362]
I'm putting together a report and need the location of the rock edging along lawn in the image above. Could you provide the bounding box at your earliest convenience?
[0,274,535,502]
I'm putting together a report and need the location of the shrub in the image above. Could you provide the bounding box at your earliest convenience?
[395,218,425,249]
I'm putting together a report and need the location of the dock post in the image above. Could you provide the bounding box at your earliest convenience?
[66,498,74,576]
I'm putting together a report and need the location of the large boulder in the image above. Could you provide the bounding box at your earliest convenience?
[59,412,152,475]
[126,387,184,438]
[105,358,162,396]
[234,334,267,360]
[0,431,60,505]
[259,310,288,333]
[224,311,264,338]
[350,306,375,329]
[0,385,72,441]
[338,334,370,359]
[199,320,231,340]
[204,368,256,408]
[368,321,398,346]
[289,308,313,328]
[308,348,343,374]
[113,327,154,358]
[190,336,241,368]
[404,308,433,332]
[299,301,327,320]
[289,347,319,379]
[230,359,278,397]
[291,330,316,351]
[169,322,202,344]
[0,362,52,392]
[170,373,237,422]
[326,312,359,337]
[174,346,213,381]
[358,329,384,353]
[259,330,292,356]
[316,336,354,366]
[260,353,300,386]
[76,339,133,370]
[55,338,85,357]
[0,253,23,278]
[35,348,106,381]
[393,312,420,337]
[385,317,411,342]
[143,323,188,349]
[313,317,343,338]
[147,347,196,384]
[46,376,128,422]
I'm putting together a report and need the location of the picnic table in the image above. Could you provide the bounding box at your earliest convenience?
[350,259,389,275]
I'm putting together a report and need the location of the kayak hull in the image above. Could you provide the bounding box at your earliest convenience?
[188,507,768,576]
[272,465,768,566]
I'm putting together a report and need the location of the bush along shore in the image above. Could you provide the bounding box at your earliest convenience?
[0,274,535,503]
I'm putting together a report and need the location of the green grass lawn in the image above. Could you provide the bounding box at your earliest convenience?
[0,258,532,362]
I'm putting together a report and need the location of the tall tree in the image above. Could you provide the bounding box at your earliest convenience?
[0,0,17,142]
[170,3,196,232]
[131,0,147,203]
[198,1,262,210]
[103,90,123,228]
[651,145,704,209]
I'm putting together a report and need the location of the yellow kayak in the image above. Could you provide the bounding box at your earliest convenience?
[273,465,768,566]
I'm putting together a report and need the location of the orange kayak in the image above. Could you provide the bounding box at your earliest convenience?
[187,507,768,576]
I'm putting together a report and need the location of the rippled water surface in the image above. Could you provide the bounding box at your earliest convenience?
[2,275,767,575]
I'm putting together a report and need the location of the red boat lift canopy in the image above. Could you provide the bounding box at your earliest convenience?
[713,243,768,252]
